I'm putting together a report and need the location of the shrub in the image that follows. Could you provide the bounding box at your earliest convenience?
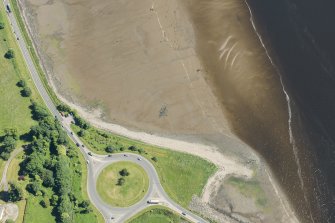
[4,49,14,59]
[78,129,85,137]
[117,177,125,186]
[21,86,32,97]
[152,157,158,162]
[17,79,26,87]
[5,219,15,223]
[26,182,42,196]
[0,22,4,29]
[105,145,114,153]
[119,168,129,177]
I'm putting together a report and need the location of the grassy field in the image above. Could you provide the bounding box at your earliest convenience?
[97,161,149,207]
[226,176,267,208]
[126,206,190,223]
[0,8,40,136]
[73,125,217,208]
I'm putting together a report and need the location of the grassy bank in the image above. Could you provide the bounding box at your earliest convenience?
[10,0,61,106]
[0,6,102,222]
[72,125,217,208]
[97,161,149,207]
[126,206,190,223]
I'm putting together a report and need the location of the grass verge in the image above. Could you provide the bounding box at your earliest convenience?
[72,125,217,208]
[126,205,190,223]
[10,0,61,106]
[97,161,149,207]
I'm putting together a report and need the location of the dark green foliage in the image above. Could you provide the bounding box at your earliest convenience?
[0,22,4,29]
[40,198,50,208]
[8,182,24,202]
[50,194,59,206]
[0,152,10,160]
[152,156,158,162]
[41,169,55,187]
[54,156,72,196]
[117,177,125,186]
[105,145,114,153]
[17,79,26,87]
[74,116,90,129]
[56,104,72,113]
[26,182,42,196]
[79,200,90,209]
[0,131,18,160]
[21,86,32,97]
[78,129,85,137]
[31,102,49,120]
[5,219,15,223]
[128,146,137,151]
[4,49,14,59]
[119,168,129,177]
[57,195,74,223]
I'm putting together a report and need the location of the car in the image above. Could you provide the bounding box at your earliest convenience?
[111,216,115,220]
[17,37,19,40]
[182,212,186,216]
[137,157,142,161]
[71,132,73,135]
[124,154,128,157]
[88,152,92,156]
[82,144,85,148]
[107,154,112,157]
[76,143,80,147]
[86,160,89,164]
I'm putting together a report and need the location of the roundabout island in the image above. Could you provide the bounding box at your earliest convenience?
[97,161,149,207]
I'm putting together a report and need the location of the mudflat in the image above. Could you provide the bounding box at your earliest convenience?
[20,0,233,139]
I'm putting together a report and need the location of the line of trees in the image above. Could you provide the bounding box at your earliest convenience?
[17,100,92,223]
[0,128,18,160]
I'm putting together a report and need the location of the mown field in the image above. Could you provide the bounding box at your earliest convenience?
[97,161,149,207]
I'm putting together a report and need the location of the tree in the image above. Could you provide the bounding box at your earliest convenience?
[4,49,14,59]
[117,177,125,186]
[0,152,10,160]
[0,22,5,29]
[78,129,85,137]
[41,169,55,187]
[50,194,59,206]
[17,79,26,87]
[119,168,129,177]
[40,198,50,208]
[26,182,42,196]
[152,156,158,162]
[8,182,24,202]
[21,86,32,97]
[128,146,137,151]
[31,102,50,120]
[57,195,74,223]
[105,145,114,153]
[79,200,90,208]
[5,219,15,223]
[3,135,16,150]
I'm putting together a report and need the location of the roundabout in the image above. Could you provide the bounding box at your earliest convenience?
[97,161,149,207]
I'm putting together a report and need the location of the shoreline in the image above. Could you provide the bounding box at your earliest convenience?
[16,0,300,222]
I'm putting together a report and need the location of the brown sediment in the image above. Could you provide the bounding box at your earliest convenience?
[181,0,316,222]
[18,0,301,222]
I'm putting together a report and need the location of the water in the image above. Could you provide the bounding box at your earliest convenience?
[247,0,335,222]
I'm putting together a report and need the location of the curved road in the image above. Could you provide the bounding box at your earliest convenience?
[3,2,208,223]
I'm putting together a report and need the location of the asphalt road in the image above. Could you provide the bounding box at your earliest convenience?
[2,2,208,222]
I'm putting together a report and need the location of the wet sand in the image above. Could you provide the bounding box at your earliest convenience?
[18,0,299,222]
